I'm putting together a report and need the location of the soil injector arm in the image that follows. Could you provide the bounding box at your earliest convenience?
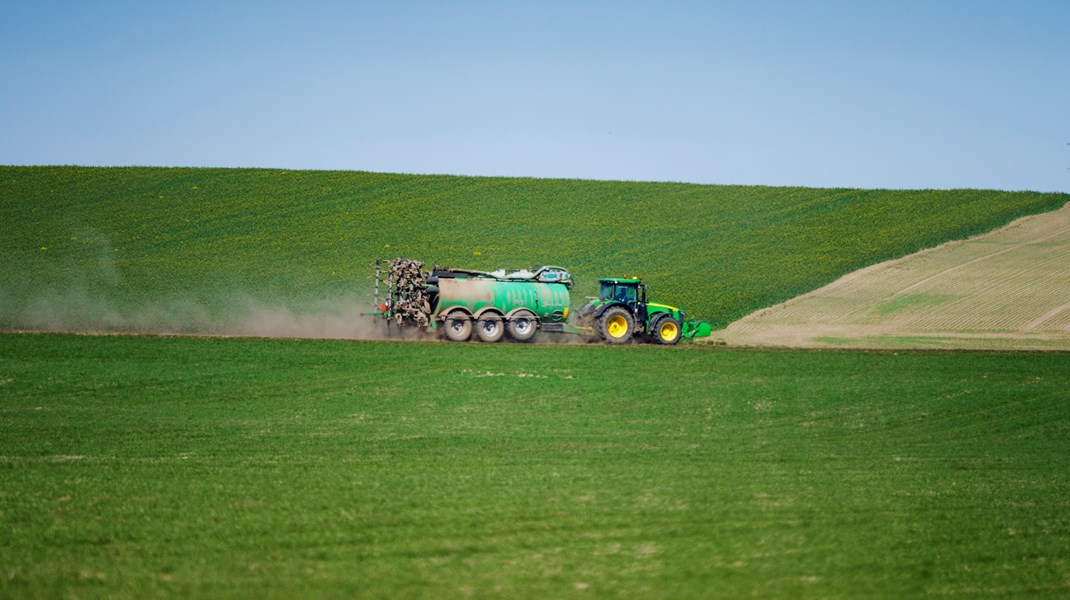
[370,258,433,328]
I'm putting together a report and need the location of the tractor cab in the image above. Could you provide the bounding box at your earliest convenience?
[598,277,645,307]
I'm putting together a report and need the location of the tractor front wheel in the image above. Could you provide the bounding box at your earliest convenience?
[651,315,682,345]
[598,306,634,344]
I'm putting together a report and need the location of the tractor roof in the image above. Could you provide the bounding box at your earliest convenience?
[598,277,641,284]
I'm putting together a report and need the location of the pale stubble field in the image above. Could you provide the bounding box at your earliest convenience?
[716,203,1070,350]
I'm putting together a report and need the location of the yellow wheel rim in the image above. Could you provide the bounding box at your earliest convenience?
[660,321,678,340]
[606,315,629,338]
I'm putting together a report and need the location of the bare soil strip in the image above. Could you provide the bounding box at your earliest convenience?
[712,203,1070,351]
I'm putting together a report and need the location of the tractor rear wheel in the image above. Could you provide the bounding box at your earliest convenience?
[443,311,472,342]
[651,315,682,345]
[598,306,634,344]
[476,313,505,343]
[506,310,538,342]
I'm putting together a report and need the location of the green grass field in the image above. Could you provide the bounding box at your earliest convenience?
[4,167,1070,597]
[2,333,1069,597]
[2,166,1066,331]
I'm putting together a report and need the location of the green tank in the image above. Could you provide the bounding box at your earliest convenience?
[428,266,573,343]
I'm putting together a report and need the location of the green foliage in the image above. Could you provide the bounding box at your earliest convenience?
[2,333,1069,597]
[1,166,1066,329]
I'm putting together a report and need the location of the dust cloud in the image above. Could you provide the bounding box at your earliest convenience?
[0,286,397,341]
[1,227,406,339]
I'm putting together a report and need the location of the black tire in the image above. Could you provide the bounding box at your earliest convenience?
[650,314,682,345]
[506,310,538,342]
[598,306,634,344]
[475,313,505,343]
[443,311,472,342]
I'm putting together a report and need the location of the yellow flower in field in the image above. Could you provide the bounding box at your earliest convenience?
[473,251,481,256]
[40,246,48,251]
[384,244,391,248]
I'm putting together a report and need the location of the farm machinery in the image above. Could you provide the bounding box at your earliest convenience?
[371,258,712,344]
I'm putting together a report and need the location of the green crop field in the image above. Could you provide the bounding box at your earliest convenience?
[4,167,1070,597]
[2,166,1066,333]
[1,333,1068,597]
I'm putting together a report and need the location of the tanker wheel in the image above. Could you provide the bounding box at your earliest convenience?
[443,311,472,342]
[506,310,538,342]
[475,314,505,343]
[598,306,634,344]
[651,315,682,345]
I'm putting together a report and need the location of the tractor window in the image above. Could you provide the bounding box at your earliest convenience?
[601,283,636,303]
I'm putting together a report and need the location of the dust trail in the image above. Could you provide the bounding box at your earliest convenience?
[226,299,391,340]
[1,226,405,339]
[0,287,398,340]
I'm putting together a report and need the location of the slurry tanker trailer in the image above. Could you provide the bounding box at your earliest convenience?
[372,258,712,344]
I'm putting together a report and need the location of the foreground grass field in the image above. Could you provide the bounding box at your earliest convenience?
[2,333,1068,597]
[2,166,1066,332]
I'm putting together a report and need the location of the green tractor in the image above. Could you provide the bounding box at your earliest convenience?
[576,277,713,345]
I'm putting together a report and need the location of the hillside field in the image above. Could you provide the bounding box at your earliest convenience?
[2,166,1067,335]
[2,333,1069,597]
[717,202,1070,350]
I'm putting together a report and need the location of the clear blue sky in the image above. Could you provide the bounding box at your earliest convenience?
[3,1,1068,191]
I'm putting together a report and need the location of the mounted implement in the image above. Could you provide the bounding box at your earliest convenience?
[371,258,711,344]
